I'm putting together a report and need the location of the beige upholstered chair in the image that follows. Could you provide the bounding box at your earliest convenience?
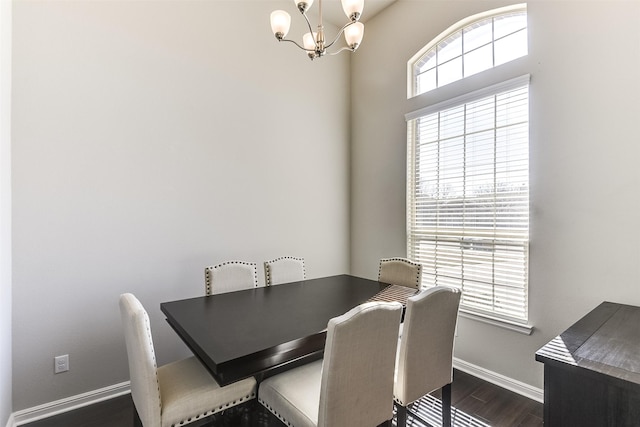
[119,293,257,427]
[264,256,306,286]
[258,301,403,427]
[378,257,423,289]
[204,261,258,296]
[394,287,461,427]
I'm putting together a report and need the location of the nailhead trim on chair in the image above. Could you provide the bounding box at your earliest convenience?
[258,397,295,427]
[142,309,163,416]
[204,261,258,296]
[264,256,306,286]
[204,268,212,296]
[171,392,256,427]
[394,396,407,406]
[378,257,422,288]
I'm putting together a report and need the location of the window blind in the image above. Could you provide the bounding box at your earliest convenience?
[407,79,529,323]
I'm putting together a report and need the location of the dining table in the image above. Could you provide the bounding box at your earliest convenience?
[160,274,417,386]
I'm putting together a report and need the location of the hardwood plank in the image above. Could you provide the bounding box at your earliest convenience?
[25,394,133,427]
[413,371,542,427]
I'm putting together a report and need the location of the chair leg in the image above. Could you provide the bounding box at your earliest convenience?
[132,405,143,427]
[442,383,452,427]
[396,403,408,427]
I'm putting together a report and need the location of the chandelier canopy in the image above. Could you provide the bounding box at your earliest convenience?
[270,0,365,60]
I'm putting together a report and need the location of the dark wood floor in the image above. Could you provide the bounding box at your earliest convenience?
[24,370,542,427]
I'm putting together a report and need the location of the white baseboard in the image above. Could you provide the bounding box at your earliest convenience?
[454,357,543,403]
[5,414,14,427]
[11,381,130,426]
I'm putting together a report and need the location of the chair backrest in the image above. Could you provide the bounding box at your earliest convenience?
[378,257,423,289]
[204,261,258,295]
[394,286,461,406]
[264,256,306,286]
[119,293,162,427]
[318,301,402,427]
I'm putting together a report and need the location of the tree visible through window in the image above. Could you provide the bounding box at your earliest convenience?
[406,5,530,325]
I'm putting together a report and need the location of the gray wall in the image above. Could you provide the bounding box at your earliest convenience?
[12,0,351,410]
[351,0,640,389]
[1,0,12,423]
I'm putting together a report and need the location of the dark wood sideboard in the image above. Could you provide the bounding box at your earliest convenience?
[535,302,640,426]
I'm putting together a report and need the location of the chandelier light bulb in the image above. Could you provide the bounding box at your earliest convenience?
[303,32,318,51]
[270,10,292,39]
[341,0,364,21]
[344,22,364,49]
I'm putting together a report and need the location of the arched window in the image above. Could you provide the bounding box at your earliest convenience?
[406,5,531,330]
[409,4,527,97]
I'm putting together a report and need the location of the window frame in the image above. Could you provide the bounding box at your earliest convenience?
[406,75,531,332]
[407,3,528,99]
[405,4,532,333]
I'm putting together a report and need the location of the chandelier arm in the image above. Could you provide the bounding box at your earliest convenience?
[278,37,315,52]
[329,46,356,55]
[324,21,355,50]
[300,11,318,48]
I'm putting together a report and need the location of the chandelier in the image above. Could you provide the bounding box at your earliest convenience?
[270,0,365,60]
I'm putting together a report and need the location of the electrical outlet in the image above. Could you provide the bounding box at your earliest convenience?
[54,354,69,374]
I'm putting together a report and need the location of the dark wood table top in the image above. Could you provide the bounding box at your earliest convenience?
[535,301,640,388]
[161,274,415,386]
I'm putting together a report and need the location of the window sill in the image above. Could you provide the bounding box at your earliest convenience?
[459,310,534,335]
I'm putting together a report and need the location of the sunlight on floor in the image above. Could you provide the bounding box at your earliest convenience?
[400,394,491,427]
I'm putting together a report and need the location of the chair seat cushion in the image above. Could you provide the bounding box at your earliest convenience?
[158,357,256,427]
[258,359,322,427]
